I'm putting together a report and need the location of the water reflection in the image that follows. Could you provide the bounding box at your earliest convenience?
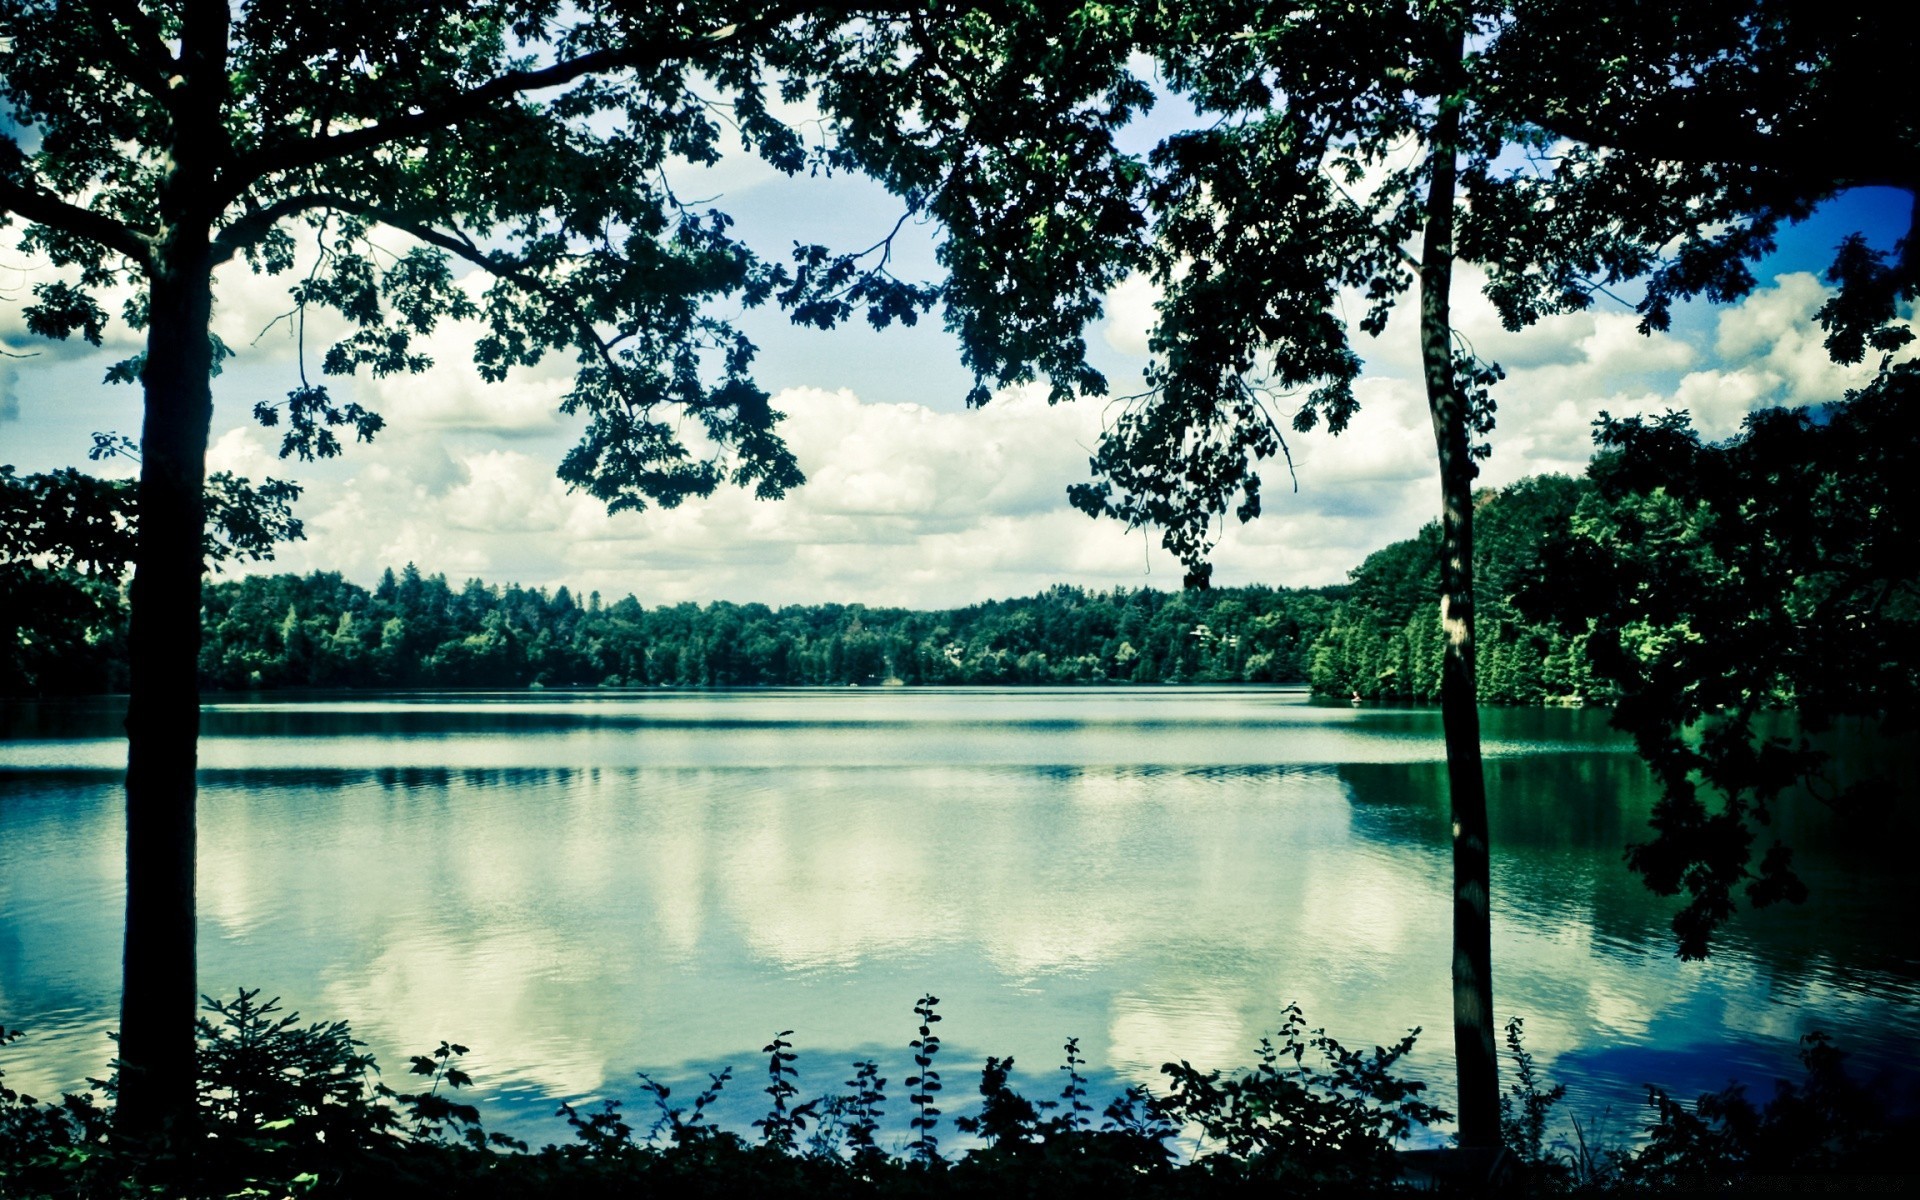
[2,690,1914,1140]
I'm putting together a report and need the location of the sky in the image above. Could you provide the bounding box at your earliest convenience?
[1,138,1910,609]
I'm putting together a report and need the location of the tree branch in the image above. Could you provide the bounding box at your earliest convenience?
[235,191,629,392]
[208,192,337,265]
[1531,103,1915,199]
[0,147,152,265]
[220,7,813,203]
[84,0,177,103]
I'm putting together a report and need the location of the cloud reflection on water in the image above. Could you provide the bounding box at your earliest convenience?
[3,692,1914,1138]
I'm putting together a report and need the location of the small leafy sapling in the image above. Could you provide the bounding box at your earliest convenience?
[906,994,943,1164]
[1499,1016,1568,1178]
[752,1030,820,1152]
[822,1059,888,1166]
[195,988,395,1150]
[396,1040,484,1146]
[1057,1036,1093,1135]
[637,1067,733,1147]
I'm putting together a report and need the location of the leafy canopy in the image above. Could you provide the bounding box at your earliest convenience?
[817,2,1914,579]
[0,1,937,511]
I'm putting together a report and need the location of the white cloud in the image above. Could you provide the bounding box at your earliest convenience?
[441,450,577,533]
[1667,369,1777,438]
[1711,271,1876,407]
[215,261,1861,607]
[1101,273,1160,358]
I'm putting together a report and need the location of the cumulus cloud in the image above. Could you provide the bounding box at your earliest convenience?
[1101,273,1161,358]
[217,260,1863,607]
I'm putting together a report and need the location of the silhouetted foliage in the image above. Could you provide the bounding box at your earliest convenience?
[0,464,300,695]
[9,990,1906,1197]
[1623,1033,1906,1190]
[1498,1017,1567,1186]
[1159,1003,1446,1191]
[907,995,945,1166]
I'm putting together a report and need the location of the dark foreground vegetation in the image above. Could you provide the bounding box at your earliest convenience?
[3,991,1911,1198]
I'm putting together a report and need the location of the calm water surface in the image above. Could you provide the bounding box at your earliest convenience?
[3,688,1915,1141]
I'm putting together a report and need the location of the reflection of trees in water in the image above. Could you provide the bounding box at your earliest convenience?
[0,697,128,740]
[1332,754,1918,992]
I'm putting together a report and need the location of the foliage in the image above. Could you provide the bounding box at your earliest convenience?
[1,567,1357,695]
[812,4,1153,412]
[0,463,302,694]
[1481,2,1917,363]
[7,468,1690,702]
[0,1,938,514]
[1623,1033,1907,1190]
[0,991,497,1198]
[1157,1003,1447,1191]
[810,2,1915,581]
[0,1025,114,1196]
[1498,1017,1568,1186]
[194,989,397,1155]
[8,993,1915,1197]
[906,994,944,1165]
[1516,370,1920,956]
[754,1032,820,1154]
[1306,475,1597,705]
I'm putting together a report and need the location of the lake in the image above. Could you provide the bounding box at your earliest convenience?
[2,688,1915,1145]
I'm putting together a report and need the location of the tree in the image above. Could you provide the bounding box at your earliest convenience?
[1,0,927,1139]
[1470,1,1917,952]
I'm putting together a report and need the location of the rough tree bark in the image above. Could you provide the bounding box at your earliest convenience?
[1417,28,1499,1151]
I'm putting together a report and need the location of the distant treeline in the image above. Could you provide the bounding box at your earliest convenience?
[6,475,1613,700]
[1309,474,1607,705]
[196,573,1342,690]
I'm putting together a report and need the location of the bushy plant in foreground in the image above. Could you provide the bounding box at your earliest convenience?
[3,993,1912,1197]
[1622,1032,1907,1189]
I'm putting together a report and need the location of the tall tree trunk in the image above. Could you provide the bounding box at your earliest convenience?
[115,0,229,1141]
[1419,39,1501,1150]
[116,243,217,1142]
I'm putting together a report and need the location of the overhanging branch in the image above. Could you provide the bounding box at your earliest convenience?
[231,191,629,395]
[0,154,152,266]
[218,5,820,204]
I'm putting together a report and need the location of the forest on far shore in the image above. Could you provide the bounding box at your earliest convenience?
[6,473,1603,704]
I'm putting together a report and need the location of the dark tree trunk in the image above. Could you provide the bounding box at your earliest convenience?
[115,0,229,1142]
[1418,48,1501,1150]
[116,244,216,1142]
